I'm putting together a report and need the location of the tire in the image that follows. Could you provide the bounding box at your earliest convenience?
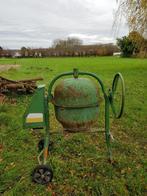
[32,165,53,185]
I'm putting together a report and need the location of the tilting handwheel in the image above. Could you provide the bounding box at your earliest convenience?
[109,73,125,118]
[32,165,53,184]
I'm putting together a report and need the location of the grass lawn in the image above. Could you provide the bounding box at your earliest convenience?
[0,56,147,196]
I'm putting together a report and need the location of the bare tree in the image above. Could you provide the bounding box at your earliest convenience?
[114,0,147,36]
[52,37,83,49]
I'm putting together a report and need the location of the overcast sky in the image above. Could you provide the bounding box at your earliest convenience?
[0,0,128,49]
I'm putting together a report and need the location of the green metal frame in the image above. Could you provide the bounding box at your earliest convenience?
[24,68,125,165]
[40,68,125,164]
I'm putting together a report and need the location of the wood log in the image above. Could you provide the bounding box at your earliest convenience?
[0,76,43,94]
[17,77,43,82]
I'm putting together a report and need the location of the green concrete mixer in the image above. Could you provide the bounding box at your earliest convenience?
[23,68,125,185]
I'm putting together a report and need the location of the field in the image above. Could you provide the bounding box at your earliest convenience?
[0,57,147,196]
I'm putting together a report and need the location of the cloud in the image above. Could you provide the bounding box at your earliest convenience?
[0,0,128,49]
[68,33,115,44]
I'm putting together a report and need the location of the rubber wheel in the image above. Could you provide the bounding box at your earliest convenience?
[110,73,125,118]
[32,165,53,184]
[38,139,53,152]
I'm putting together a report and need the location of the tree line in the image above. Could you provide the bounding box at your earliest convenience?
[1,32,146,58]
[0,38,119,58]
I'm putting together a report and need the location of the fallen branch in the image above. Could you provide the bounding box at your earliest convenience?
[0,76,43,94]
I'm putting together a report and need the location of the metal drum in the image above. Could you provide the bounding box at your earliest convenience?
[53,78,99,131]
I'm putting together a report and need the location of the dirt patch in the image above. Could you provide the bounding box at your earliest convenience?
[0,64,20,72]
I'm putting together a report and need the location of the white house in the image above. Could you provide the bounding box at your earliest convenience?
[13,51,21,58]
[113,52,121,57]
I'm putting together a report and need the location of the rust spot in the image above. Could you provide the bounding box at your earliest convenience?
[54,83,83,99]
[44,148,48,159]
[57,118,97,132]
[66,86,82,98]
[54,81,64,97]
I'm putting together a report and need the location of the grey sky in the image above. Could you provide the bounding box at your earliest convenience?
[0,0,128,49]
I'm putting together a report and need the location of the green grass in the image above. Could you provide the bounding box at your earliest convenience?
[0,57,147,196]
